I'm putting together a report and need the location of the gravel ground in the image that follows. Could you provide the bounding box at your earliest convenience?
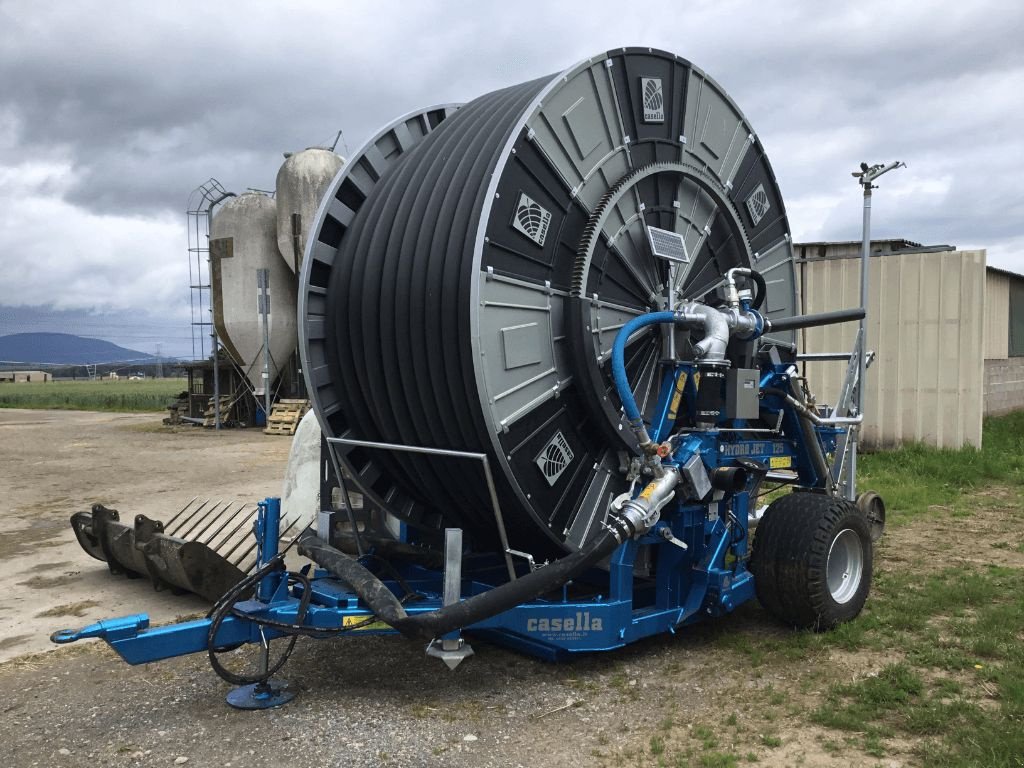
[1,615,742,768]
[0,407,730,767]
[1,407,946,767]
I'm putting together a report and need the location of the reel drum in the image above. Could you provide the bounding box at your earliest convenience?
[300,48,798,556]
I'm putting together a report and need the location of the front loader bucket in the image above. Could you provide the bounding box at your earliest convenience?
[70,498,303,602]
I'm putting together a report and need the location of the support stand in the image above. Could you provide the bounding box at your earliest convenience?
[226,679,295,710]
[425,528,474,670]
[225,499,295,709]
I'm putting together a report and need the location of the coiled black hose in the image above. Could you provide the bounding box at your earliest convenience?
[325,77,551,543]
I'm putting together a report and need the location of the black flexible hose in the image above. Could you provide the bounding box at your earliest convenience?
[206,554,305,686]
[297,529,622,641]
[748,269,767,311]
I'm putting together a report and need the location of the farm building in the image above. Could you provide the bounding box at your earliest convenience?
[794,239,1024,449]
[0,370,52,383]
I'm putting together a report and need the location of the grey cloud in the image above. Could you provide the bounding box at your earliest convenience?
[0,0,1021,331]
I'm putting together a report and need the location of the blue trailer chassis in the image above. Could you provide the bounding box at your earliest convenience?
[55,359,840,670]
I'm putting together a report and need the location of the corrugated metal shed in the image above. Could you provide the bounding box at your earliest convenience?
[797,249,986,449]
[985,270,1010,360]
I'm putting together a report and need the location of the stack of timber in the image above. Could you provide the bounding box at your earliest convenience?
[163,392,189,426]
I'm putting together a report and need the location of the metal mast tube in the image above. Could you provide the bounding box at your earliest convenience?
[847,186,871,501]
[846,160,902,501]
[259,268,272,425]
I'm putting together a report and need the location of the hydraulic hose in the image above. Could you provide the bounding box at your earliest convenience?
[726,267,767,311]
[298,528,622,641]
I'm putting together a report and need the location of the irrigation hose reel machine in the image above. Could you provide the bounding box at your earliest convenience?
[55,47,885,708]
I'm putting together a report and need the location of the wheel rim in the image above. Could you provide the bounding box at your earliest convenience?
[826,528,864,604]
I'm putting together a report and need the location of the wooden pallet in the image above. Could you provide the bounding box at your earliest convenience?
[264,399,309,435]
[202,395,234,427]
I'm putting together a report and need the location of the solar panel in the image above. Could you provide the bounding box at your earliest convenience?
[646,225,689,263]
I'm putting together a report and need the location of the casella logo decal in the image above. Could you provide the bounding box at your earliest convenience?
[526,611,603,633]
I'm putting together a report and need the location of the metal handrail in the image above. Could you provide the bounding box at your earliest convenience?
[325,437,518,581]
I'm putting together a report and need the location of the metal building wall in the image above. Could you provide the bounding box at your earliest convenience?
[984,270,1010,360]
[797,249,986,449]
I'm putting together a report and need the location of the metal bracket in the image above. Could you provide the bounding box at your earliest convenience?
[505,548,541,572]
[834,328,863,418]
[326,436,518,582]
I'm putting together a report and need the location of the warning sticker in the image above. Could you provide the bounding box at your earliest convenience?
[342,615,389,631]
[769,456,792,469]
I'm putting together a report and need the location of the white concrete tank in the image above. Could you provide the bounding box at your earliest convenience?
[210,191,297,397]
[275,148,345,273]
[281,410,320,534]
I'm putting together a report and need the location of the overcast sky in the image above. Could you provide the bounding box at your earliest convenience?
[1,0,1022,358]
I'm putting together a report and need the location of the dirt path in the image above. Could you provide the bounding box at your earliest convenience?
[0,409,290,661]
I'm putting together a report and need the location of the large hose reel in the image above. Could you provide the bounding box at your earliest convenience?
[299,48,798,557]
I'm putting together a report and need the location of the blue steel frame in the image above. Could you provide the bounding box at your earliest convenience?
[55,342,846,666]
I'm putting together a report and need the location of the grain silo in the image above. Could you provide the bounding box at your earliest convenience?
[210,191,298,401]
[275,148,345,273]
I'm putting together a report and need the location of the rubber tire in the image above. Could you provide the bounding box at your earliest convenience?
[856,490,887,542]
[750,492,872,631]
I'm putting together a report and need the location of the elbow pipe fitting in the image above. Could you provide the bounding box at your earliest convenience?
[678,303,763,364]
[725,267,767,311]
[686,303,731,362]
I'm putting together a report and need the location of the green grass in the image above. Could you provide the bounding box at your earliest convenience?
[625,415,1024,768]
[807,563,1024,766]
[857,410,1024,520]
[814,573,1024,762]
[697,753,739,768]
[721,413,1024,766]
[650,735,666,756]
[0,378,187,413]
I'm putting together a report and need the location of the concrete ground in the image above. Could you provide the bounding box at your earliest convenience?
[0,409,289,662]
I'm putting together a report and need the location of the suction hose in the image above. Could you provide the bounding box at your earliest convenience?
[298,528,624,641]
[611,311,677,446]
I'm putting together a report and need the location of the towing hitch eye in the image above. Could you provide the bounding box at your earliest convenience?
[50,614,150,645]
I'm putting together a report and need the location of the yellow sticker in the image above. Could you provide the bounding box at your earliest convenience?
[667,373,687,420]
[342,614,388,631]
[769,456,792,469]
[639,482,657,500]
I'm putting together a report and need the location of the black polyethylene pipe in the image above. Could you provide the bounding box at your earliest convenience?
[297,530,620,640]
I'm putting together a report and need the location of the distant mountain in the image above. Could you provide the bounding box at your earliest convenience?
[0,333,158,366]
